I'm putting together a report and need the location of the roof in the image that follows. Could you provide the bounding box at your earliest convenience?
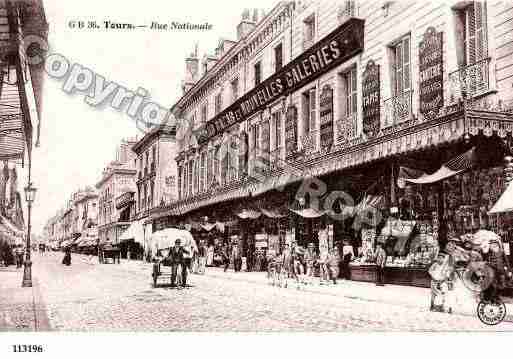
[171,1,290,117]
[131,124,176,154]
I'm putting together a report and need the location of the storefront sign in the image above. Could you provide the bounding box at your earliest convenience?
[419,27,443,119]
[362,60,380,138]
[319,85,334,151]
[196,18,365,143]
[285,105,298,156]
[115,191,134,209]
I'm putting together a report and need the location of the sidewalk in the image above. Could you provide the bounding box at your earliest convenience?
[203,266,513,322]
[0,266,51,331]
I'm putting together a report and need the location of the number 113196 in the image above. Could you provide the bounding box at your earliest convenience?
[12,345,43,353]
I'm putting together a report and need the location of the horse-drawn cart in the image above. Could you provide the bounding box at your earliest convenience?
[99,244,121,264]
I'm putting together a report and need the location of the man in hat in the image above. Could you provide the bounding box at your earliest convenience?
[168,239,190,287]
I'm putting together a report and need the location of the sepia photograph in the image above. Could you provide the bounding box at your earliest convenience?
[2,0,513,354]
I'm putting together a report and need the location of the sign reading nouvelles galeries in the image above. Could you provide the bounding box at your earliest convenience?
[195,18,365,144]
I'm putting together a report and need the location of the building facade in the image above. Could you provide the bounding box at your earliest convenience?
[146,0,513,284]
[96,139,137,245]
[133,125,178,221]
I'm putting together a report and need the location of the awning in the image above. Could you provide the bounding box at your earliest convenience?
[236,208,261,219]
[0,215,24,236]
[402,147,477,185]
[119,219,145,245]
[289,207,327,218]
[489,181,513,214]
[260,208,288,218]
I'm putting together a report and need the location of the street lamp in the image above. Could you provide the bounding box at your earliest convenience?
[22,182,37,287]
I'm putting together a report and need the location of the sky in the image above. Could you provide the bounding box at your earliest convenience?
[26,0,277,234]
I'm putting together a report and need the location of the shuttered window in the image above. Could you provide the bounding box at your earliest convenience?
[393,36,411,95]
[345,67,357,117]
[200,152,206,192]
[303,88,316,134]
[462,2,488,65]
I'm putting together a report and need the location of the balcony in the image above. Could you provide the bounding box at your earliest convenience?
[448,58,491,104]
[300,131,317,155]
[336,113,358,144]
[383,90,413,127]
[270,146,285,171]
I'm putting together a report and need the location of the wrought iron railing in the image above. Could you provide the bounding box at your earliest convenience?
[383,90,413,127]
[448,58,491,103]
[270,146,285,170]
[300,131,317,154]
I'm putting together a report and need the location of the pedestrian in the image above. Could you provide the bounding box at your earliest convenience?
[318,245,330,285]
[291,242,305,288]
[327,247,341,285]
[15,246,24,269]
[232,243,242,272]
[62,247,72,266]
[304,242,317,285]
[198,240,207,274]
[375,243,387,286]
[182,234,198,278]
[483,239,512,303]
[342,240,355,280]
[167,239,189,288]
[281,243,293,288]
[222,243,231,272]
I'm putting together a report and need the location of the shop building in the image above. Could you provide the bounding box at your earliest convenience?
[96,139,137,245]
[124,126,178,258]
[152,0,513,284]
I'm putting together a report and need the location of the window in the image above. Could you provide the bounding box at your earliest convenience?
[274,43,283,72]
[200,152,206,192]
[152,146,156,169]
[303,14,316,45]
[184,162,188,197]
[215,93,222,115]
[254,61,261,86]
[207,150,213,185]
[272,111,282,150]
[150,181,155,208]
[457,2,488,66]
[391,35,411,96]
[339,0,356,19]
[231,78,239,103]
[344,67,357,117]
[177,166,182,199]
[188,160,194,195]
[302,88,316,134]
[201,102,208,123]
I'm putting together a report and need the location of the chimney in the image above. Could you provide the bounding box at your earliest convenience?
[182,46,199,93]
[237,8,256,40]
[202,54,218,75]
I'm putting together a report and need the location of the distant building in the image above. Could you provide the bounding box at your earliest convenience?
[96,139,137,245]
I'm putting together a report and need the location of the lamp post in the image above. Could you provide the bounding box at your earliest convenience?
[22,182,37,287]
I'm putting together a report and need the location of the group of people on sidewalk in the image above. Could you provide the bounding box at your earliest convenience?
[266,241,356,289]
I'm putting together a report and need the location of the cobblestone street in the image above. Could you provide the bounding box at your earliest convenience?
[2,252,502,331]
